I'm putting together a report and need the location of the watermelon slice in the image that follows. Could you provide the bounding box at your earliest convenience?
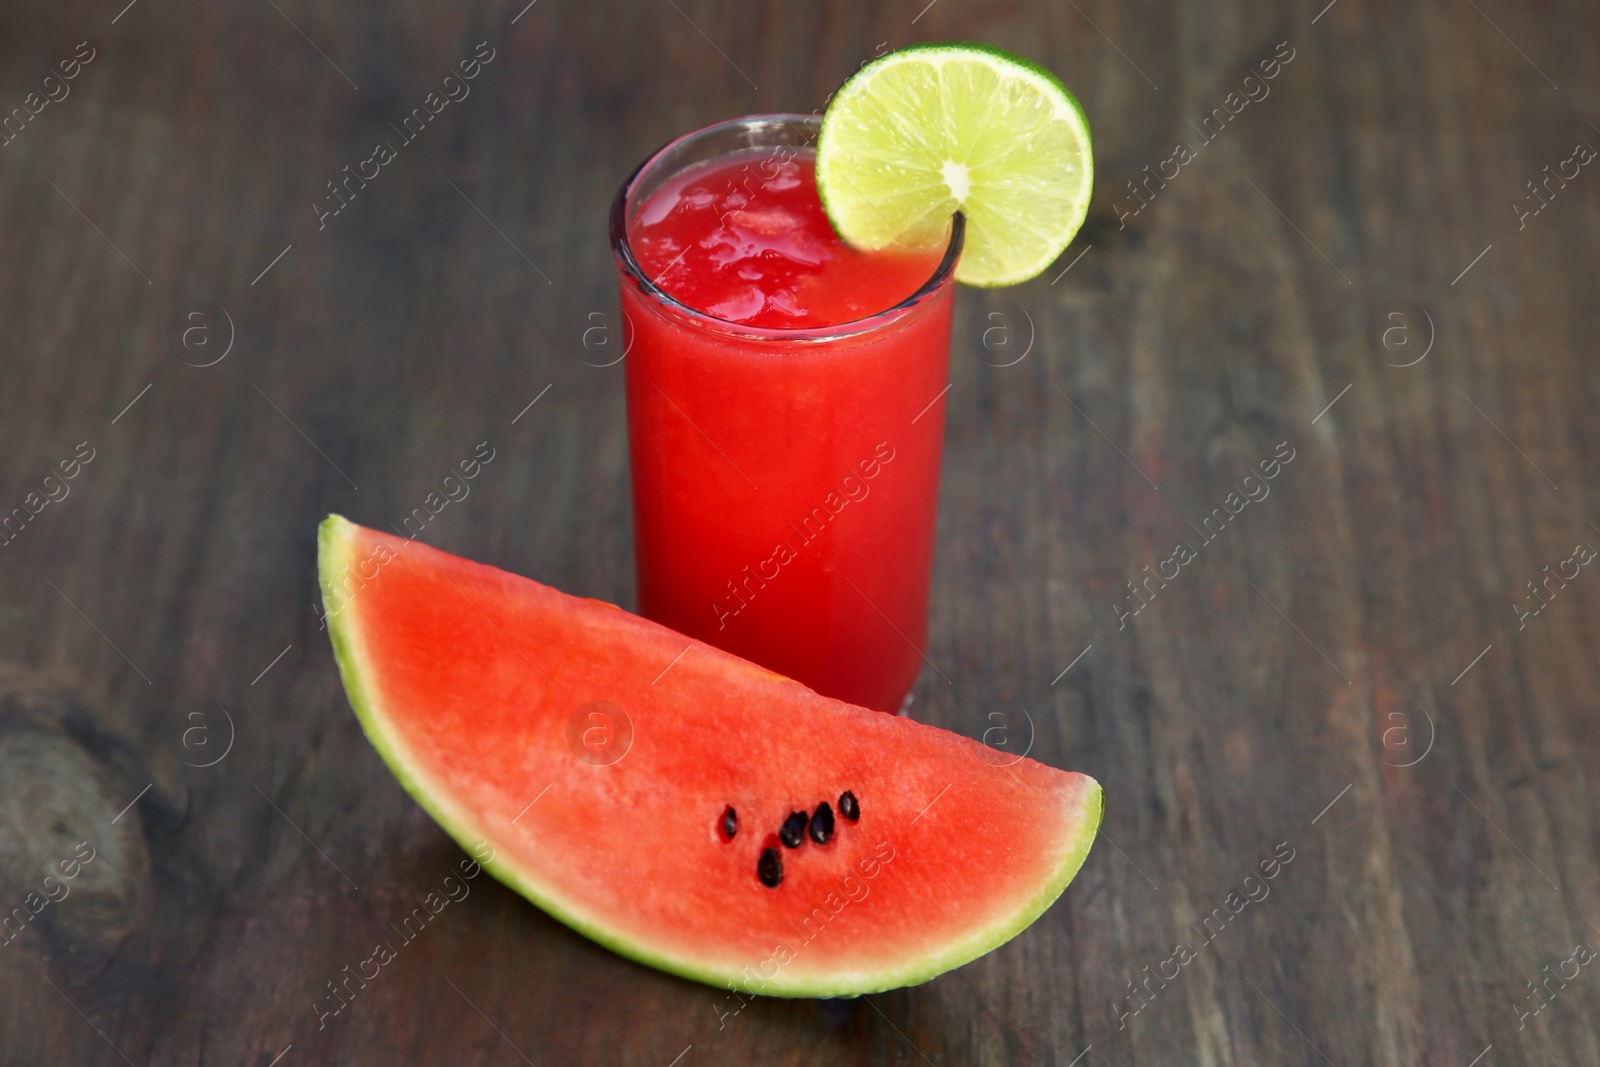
[317,515,1101,997]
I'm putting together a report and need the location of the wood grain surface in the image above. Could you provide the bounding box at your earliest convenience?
[1,0,1597,1063]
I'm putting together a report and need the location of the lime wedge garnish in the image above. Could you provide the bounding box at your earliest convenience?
[816,42,1094,287]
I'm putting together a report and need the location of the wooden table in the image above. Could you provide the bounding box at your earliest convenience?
[2,0,1595,1063]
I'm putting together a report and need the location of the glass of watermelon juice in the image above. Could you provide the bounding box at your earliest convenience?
[609,114,962,713]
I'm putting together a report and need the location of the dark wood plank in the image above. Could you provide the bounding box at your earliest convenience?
[1,0,1597,1063]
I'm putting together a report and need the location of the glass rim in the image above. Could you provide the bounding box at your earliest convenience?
[608,112,964,343]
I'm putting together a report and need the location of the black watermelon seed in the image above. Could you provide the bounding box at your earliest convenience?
[839,791,860,822]
[721,805,737,840]
[809,802,835,844]
[779,811,808,849]
[758,847,783,888]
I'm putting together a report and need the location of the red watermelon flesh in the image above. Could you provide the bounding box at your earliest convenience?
[318,515,1101,997]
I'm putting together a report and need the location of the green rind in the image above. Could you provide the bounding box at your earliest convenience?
[318,513,1101,998]
[816,41,1094,288]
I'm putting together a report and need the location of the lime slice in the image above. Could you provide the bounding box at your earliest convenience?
[816,42,1093,287]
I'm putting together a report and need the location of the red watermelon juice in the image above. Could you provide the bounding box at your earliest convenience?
[609,114,962,712]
